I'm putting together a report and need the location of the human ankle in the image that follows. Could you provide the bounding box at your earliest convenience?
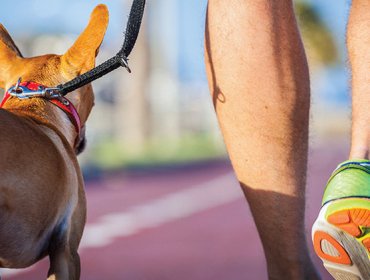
[267,267,321,280]
[349,146,369,160]
[266,257,321,280]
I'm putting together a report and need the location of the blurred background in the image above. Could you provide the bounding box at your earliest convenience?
[0,0,352,279]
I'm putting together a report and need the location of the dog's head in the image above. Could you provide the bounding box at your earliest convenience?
[0,4,109,153]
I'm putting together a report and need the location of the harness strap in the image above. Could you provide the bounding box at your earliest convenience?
[0,90,11,107]
[1,81,81,134]
[49,98,81,135]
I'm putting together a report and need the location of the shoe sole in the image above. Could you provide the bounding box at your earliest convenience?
[312,198,370,280]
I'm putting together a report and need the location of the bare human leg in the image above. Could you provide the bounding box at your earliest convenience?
[348,0,370,160]
[310,1,370,279]
[205,1,320,279]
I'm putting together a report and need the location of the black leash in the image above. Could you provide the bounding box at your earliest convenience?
[57,0,146,96]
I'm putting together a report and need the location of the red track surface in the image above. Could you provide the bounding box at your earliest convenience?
[3,140,348,280]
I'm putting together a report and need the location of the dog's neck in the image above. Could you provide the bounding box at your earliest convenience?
[2,97,78,149]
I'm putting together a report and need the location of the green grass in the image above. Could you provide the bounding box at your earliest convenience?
[89,133,227,170]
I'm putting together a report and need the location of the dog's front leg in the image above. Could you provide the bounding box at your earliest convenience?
[47,196,85,280]
[47,246,80,280]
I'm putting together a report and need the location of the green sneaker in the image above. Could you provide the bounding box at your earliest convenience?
[312,160,370,280]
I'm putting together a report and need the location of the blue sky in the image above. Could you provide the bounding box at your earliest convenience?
[308,0,351,105]
[1,0,126,42]
[310,0,350,55]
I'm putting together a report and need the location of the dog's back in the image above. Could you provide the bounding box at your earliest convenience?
[0,5,108,278]
[0,109,80,268]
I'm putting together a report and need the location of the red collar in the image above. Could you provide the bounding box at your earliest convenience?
[1,81,81,134]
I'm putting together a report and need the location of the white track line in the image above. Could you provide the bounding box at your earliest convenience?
[1,172,241,278]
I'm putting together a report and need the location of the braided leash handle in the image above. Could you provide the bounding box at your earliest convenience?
[58,0,146,96]
[58,56,121,95]
[120,0,146,58]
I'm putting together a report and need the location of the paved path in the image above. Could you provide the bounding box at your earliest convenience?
[1,140,349,280]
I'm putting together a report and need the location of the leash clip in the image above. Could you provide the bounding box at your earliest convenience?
[8,77,62,100]
[13,77,22,92]
[44,87,63,99]
[117,55,131,73]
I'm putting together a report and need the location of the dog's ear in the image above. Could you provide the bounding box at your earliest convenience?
[0,25,22,58]
[62,4,109,77]
[0,24,23,88]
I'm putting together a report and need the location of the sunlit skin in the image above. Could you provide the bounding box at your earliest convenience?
[0,5,108,280]
[205,0,370,279]
[204,0,318,279]
[348,0,370,160]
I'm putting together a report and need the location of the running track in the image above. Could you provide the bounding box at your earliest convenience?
[1,140,348,280]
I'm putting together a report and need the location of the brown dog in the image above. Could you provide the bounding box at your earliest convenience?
[0,4,108,280]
